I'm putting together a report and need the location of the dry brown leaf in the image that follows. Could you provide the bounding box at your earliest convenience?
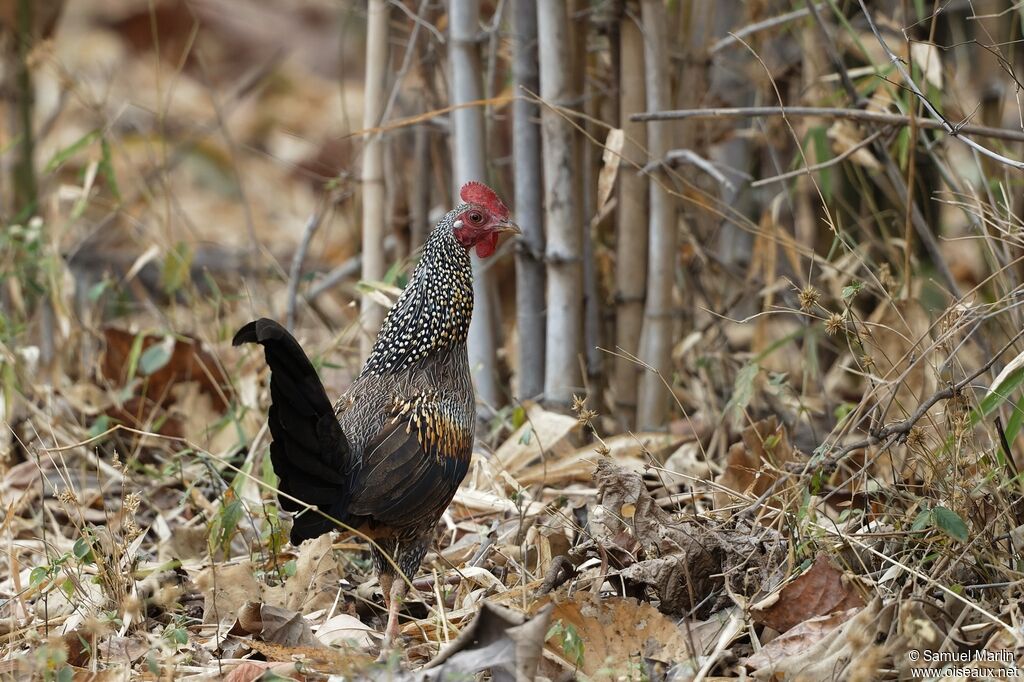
[419,602,551,682]
[316,613,376,650]
[751,554,866,633]
[593,460,724,617]
[101,326,233,411]
[744,607,856,670]
[265,534,340,614]
[540,594,693,679]
[224,661,300,682]
[237,601,318,648]
[195,562,265,624]
[492,403,579,476]
[714,416,797,509]
[595,128,625,216]
[745,600,885,681]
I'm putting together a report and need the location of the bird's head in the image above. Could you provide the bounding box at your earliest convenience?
[452,181,520,258]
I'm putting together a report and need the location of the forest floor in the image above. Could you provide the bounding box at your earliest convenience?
[3,1,1024,681]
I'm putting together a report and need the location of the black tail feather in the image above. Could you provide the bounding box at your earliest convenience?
[234,318,352,542]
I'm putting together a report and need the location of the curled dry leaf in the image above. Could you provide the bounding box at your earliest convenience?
[750,554,866,634]
[714,416,796,509]
[745,600,885,681]
[236,601,318,648]
[539,594,694,679]
[417,602,552,682]
[491,403,579,476]
[593,459,724,617]
[315,613,376,650]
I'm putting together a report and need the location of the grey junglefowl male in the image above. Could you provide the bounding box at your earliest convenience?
[233,181,518,651]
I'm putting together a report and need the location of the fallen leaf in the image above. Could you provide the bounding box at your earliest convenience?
[745,608,856,670]
[751,554,865,633]
[714,416,797,509]
[540,594,694,679]
[416,602,552,682]
[236,601,318,647]
[492,403,579,476]
[316,613,376,650]
[595,128,625,216]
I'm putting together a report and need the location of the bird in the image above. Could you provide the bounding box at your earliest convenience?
[232,181,519,651]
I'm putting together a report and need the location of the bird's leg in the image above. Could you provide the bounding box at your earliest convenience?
[379,572,393,613]
[382,577,407,649]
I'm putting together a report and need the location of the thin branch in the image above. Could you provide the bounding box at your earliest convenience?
[750,130,884,187]
[857,0,1024,170]
[710,3,825,54]
[826,327,1024,463]
[630,106,1024,143]
[285,205,327,331]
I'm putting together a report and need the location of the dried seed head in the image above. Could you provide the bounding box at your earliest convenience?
[906,426,926,450]
[124,491,141,514]
[878,262,897,293]
[571,394,597,425]
[825,312,846,336]
[799,285,821,313]
[58,488,79,505]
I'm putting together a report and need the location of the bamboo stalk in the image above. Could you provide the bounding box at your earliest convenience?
[450,0,502,410]
[612,11,648,429]
[539,0,583,407]
[636,0,676,430]
[511,0,546,400]
[360,0,390,358]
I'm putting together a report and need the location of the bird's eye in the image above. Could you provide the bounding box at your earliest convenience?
[468,211,484,225]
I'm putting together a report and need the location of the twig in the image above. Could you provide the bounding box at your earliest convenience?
[857,0,1024,170]
[710,3,825,54]
[629,106,1024,143]
[801,0,961,298]
[285,206,327,331]
[750,130,884,187]
[641,149,735,191]
[826,327,1024,463]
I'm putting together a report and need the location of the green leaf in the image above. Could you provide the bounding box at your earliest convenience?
[841,281,863,301]
[969,361,1024,427]
[99,137,121,201]
[138,338,173,376]
[29,565,49,588]
[911,508,933,532]
[161,242,193,295]
[87,414,110,439]
[726,361,760,425]
[44,129,100,173]
[511,405,526,429]
[125,333,146,380]
[1005,394,1024,445]
[932,506,969,542]
[73,537,96,564]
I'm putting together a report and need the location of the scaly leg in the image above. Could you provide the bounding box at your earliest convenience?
[382,577,407,649]
[378,572,393,613]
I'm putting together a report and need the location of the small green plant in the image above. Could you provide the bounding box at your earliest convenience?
[546,619,585,668]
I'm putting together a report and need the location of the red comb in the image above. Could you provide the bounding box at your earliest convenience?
[459,181,509,219]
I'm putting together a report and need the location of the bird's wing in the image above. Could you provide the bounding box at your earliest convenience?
[347,395,472,530]
[233,319,352,542]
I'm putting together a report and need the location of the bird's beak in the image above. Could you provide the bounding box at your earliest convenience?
[496,220,521,235]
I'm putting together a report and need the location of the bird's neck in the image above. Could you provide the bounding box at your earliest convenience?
[360,228,474,377]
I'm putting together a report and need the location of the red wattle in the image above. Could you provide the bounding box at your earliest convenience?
[475,232,499,258]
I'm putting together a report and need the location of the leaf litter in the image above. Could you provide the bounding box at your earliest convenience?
[3,2,1024,680]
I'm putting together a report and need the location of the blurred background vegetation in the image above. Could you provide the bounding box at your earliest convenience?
[4,0,1024,677]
